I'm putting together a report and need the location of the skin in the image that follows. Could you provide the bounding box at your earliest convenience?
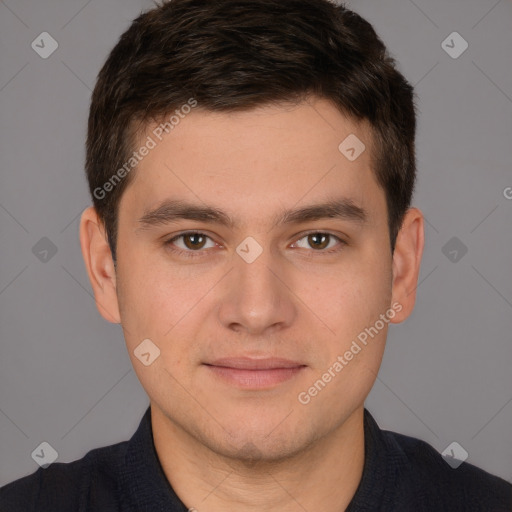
[80,97,424,511]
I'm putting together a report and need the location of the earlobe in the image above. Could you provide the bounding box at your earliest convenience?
[389,208,425,324]
[79,206,121,324]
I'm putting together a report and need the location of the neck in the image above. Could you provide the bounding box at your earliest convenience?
[151,405,365,512]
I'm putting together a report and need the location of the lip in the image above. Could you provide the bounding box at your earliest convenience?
[207,357,304,370]
[204,357,306,389]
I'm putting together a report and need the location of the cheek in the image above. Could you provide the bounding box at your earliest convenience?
[301,263,392,416]
[116,256,215,375]
[307,251,392,369]
[318,257,391,325]
[115,246,191,335]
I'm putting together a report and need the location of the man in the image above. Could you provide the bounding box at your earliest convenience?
[1,0,511,510]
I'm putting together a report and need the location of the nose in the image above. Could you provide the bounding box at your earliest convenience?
[217,241,297,336]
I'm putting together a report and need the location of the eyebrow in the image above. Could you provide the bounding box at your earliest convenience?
[136,197,368,231]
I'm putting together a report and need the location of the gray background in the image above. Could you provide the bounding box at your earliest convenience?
[1,0,511,487]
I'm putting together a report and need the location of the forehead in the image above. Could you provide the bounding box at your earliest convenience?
[120,98,385,228]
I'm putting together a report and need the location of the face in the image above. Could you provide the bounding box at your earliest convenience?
[81,97,423,462]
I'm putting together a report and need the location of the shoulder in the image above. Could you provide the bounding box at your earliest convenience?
[0,441,128,512]
[384,429,512,510]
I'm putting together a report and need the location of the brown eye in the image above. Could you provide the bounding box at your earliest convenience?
[183,233,207,250]
[292,232,345,254]
[164,232,216,258]
[307,233,330,250]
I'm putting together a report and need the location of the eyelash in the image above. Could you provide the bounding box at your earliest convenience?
[163,231,347,259]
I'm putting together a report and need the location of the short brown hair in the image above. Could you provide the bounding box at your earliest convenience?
[86,0,417,262]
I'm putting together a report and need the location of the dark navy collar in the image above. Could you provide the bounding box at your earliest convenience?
[117,406,395,511]
[119,406,189,511]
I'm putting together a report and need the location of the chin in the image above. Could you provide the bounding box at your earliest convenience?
[201,415,319,464]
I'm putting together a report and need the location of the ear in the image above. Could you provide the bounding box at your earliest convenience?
[79,206,121,324]
[389,207,425,323]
